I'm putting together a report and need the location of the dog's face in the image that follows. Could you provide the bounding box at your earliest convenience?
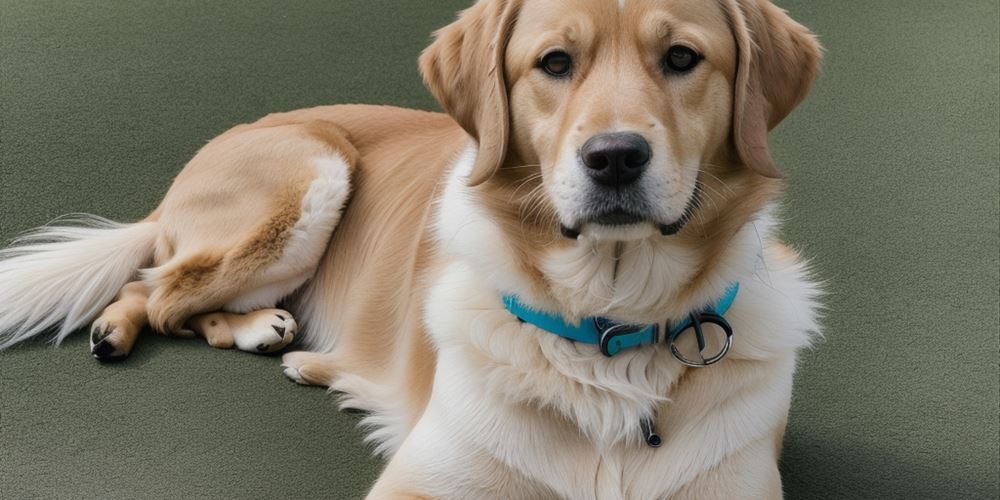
[423,0,820,317]
[504,0,738,241]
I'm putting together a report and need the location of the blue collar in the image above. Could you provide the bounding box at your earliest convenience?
[502,283,740,357]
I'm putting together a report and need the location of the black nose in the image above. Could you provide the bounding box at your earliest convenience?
[580,132,651,187]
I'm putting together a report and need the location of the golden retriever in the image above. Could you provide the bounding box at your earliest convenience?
[0,0,823,497]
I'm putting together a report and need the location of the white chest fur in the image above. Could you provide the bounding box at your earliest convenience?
[417,250,817,498]
[408,147,823,498]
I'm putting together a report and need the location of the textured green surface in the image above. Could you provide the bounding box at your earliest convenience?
[1,1,997,498]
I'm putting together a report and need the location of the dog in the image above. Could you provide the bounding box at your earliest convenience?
[0,0,823,497]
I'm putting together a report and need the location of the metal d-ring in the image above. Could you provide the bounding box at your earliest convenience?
[668,311,733,367]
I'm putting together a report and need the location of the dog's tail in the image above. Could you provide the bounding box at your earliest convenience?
[0,214,158,349]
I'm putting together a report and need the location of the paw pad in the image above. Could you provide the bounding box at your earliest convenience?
[91,339,127,362]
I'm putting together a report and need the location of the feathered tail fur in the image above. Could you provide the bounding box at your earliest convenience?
[0,215,157,349]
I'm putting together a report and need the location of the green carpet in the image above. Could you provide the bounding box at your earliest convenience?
[1,1,997,498]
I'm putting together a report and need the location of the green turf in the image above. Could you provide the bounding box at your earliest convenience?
[1,1,997,498]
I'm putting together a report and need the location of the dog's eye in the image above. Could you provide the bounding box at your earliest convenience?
[663,46,701,74]
[539,51,572,78]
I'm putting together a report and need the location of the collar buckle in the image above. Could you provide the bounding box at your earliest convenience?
[595,318,659,357]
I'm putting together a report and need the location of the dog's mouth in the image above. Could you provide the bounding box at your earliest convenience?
[559,214,688,240]
[560,183,702,240]
[592,209,646,226]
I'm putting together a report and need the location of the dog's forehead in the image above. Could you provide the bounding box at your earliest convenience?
[515,0,731,37]
[508,0,736,80]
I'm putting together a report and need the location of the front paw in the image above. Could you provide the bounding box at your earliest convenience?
[280,350,336,387]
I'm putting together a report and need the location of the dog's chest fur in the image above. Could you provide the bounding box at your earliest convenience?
[417,256,817,499]
[295,138,821,496]
[396,151,822,498]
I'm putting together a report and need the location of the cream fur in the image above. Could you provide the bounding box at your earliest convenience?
[225,154,351,312]
[364,154,823,499]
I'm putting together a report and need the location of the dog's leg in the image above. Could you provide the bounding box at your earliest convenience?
[188,309,297,354]
[124,120,357,358]
[89,281,150,361]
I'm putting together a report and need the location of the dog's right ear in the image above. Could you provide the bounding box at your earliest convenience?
[419,0,521,186]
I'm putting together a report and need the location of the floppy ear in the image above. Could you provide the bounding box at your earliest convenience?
[419,0,521,186]
[724,0,822,178]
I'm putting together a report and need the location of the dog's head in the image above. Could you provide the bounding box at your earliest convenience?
[423,0,821,318]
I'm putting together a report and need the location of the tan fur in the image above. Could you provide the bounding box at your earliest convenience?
[419,0,521,186]
[725,0,823,178]
[188,312,237,348]
[3,0,823,497]
[154,122,345,320]
[280,106,464,423]
[77,119,358,358]
[90,281,151,358]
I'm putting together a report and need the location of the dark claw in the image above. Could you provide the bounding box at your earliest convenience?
[272,324,286,338]
[91,325,113,344]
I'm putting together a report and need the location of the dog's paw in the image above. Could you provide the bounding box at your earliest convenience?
[89,318,133,362]
[281,351,337,387]
[231,309,296,354]
[282,364,307,384]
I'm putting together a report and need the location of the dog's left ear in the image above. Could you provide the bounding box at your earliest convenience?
[725,0,823,178]
[420,0,521,186]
